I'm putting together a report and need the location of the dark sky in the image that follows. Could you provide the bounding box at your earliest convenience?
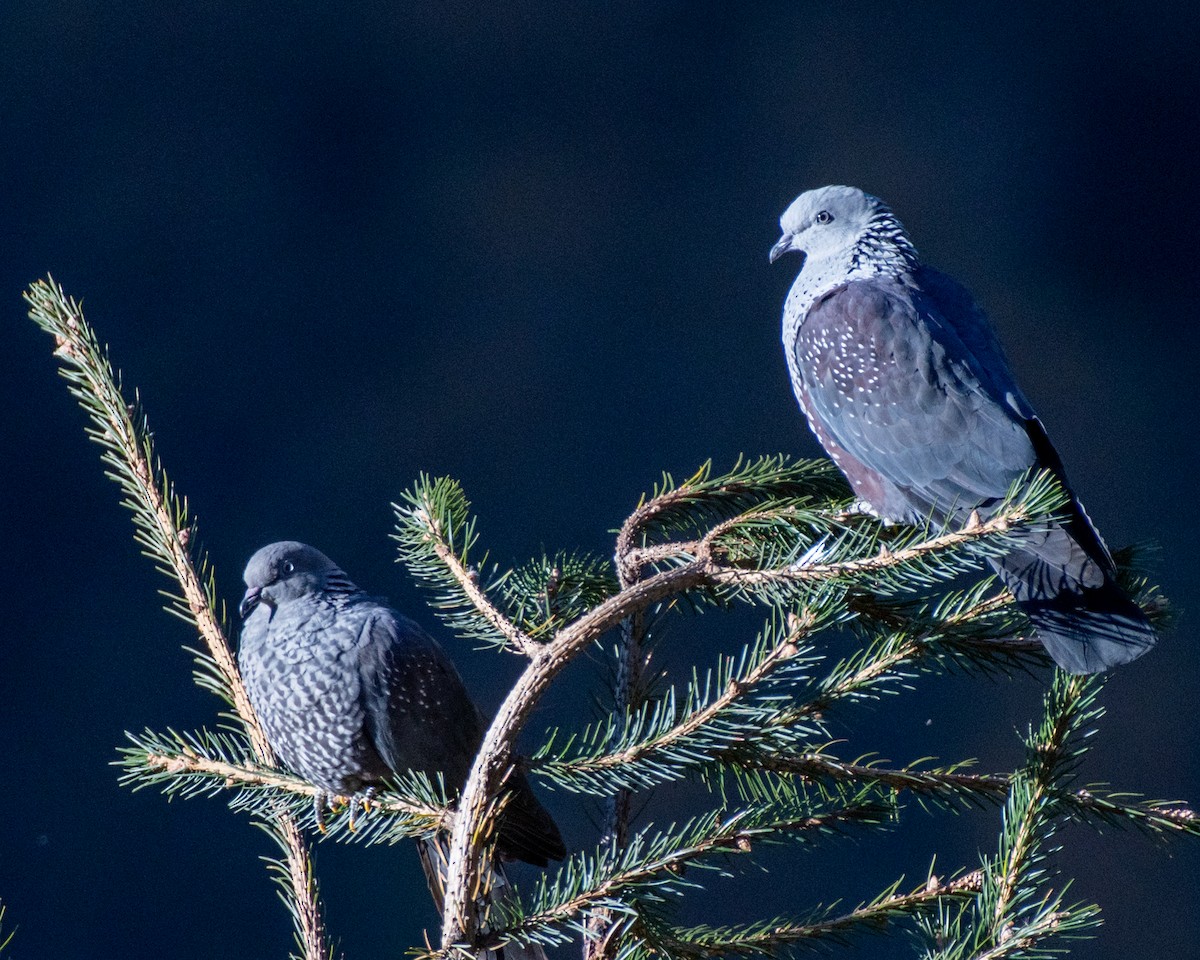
[3,3,1200,958]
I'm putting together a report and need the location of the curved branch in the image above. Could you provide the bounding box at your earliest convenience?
[440,504,1030,946]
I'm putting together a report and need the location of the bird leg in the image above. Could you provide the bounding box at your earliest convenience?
[352,786,379,828]
[311,792,355,834]
[312,792,331,834]
[342,787,379,833]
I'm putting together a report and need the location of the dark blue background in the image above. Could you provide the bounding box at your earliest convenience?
[3,3,1199,958]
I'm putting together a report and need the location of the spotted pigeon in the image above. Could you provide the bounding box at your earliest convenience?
[770,185,1155,674]
[237,541,565,877]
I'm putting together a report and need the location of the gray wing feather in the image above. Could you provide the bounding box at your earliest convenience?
[914,265,1035,413]
[356,609,484,790]
[785,266,1155,674]
[356,608,566,865]
[795,276,1038,520]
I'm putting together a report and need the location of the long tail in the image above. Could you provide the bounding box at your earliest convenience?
[990,507,1156,674]
[417,836,548,960]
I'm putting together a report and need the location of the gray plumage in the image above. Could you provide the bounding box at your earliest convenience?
[238,541,564,867]
[771,185,1155,674]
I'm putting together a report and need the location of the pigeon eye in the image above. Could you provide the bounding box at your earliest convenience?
[281,560,295,576]
[814,210,834,225]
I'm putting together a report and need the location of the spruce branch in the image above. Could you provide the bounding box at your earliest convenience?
[601,603,649,835]
[590,454,855,960]
[427,523,709,946]
[265,816,336,960]
[470,785,892,958]
[118,727,451,844]
[588,500,660,960]
[618,471,1069,615]
[434,552,720,945]
[988,676,1099,944]
[747,750,1011,805]
[775,583,1048,732]
[503,552,619,640]
[704,493,1053,597]
[614,456,851,562]
[26,278,247,727]
[433,469,1068,950]
[393,476,539,655]
[26,277,330,960]
[0,901,12,956]
[918,674,1107,960]
[533,609,831,796]
[634,871,984,959]
[740,749,1200,838]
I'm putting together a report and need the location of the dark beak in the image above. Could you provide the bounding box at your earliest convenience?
[239,586,263,619]
[769,234,796,264]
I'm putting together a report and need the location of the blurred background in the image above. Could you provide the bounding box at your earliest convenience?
[3,3,1199,957]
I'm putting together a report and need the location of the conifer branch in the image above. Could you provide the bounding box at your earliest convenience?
[534,610,828,796]
[531,582,1037,803]
[639,871,985,958]
[0,901,12,956]
[119,731,451,841]
[25,279,253,735]
[916,674,1108,959]
[989,676,1094,940]
[705,508,1030,590]
[426,528,538,655]
[435,473,1066,950]
[459,787,892,959]
[744,752,1012,814]
[614,456,851,559]
[548,802,879,920]
[394,477,539,655]
[26,277,330,960]
[742,750,1200,837]
[777,586,1043,730]
[269,817,332,959]
[503,552,619,639]
[588,499,660,959]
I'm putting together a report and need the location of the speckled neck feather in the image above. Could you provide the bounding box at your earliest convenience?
[782,204,920,345]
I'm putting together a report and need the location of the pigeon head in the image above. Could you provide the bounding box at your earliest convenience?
[240,541,357,618]
[770,185,916,275]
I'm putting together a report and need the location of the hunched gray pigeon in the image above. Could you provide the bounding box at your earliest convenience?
[237,541,565,878]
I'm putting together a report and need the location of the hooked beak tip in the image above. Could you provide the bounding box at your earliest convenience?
[768,235,794,264]
[239,587,262,620]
